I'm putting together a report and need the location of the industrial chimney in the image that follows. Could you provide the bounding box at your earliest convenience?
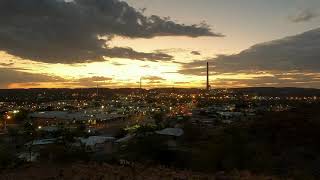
[140,77,142,89]
[206,62,210,91]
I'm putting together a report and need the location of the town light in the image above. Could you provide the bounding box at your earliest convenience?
[13,110,20,114]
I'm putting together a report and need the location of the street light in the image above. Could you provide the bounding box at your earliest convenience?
[13,110,20,114]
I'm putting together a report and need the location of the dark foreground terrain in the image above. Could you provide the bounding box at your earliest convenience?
[117,103,320,179]
[1,162,279,180]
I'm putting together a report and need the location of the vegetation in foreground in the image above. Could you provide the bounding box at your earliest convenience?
[1,162,280,180]
[119,103,320,179]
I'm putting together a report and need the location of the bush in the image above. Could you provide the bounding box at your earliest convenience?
[39,144,90,163]
[0,144,16,169]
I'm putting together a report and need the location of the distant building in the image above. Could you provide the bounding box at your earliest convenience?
[206,62,211,91]
[28,111,126,127]
[75,136,115,152]
[155,128,184,137]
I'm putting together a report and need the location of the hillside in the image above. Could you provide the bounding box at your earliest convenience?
[1,162,279,180]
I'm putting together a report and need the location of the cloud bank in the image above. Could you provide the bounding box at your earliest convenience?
[0,0,221,64]
[0,68,64,88]
[179,28,320,88]
[213,28,320,72]
[181,28,320,74]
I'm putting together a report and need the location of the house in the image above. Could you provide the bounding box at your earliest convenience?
[18,152,40,162]
[115,134,135,144]
[75,136,115,152]
[155,128,184,149]
[25,138,57,147]
[155,128,184,137]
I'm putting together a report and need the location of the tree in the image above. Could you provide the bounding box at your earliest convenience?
[153,112,165,126]
[136,124,157,136]
[0,115,4,130]
[23,121,37,162]
[0,143,16,169]
[13,109,28,122]
[7,126,19,144]
[23,121,36,138]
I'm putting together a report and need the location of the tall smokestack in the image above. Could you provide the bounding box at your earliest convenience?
[206,62,210,91]
[96,83,99,96]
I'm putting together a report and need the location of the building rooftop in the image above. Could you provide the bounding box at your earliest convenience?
[156,128,184,137]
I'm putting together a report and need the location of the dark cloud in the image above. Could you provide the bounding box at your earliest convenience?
[0,62,14,66]
[0,68,64,88]
[177,60,217,76]
[148,80,163,84]
[140,65,150,68]
[111,62,125,66]
[174,82,190,85]
[74,76,113,86]
[191,51,201,55]
[78,76,113,83]
[213,28,320,72]
[180,28,320,76]
[155,48,187,54]
[141,76,166,85]
[10,82,42,88]
[178,68,207,76]
[105,47,173,62]
[0,69,115,88]
[178,28,320,88]
[52,81,118,88]
[289,9,318,23]
[213,73,320,88]
[142,76,165,81]
[0,0,221,64]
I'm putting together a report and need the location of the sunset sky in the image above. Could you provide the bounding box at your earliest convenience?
[0,0,320,89]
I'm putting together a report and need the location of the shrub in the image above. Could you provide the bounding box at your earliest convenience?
[0,143,16,169]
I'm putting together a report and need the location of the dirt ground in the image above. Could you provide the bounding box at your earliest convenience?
[1,162,280,180]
